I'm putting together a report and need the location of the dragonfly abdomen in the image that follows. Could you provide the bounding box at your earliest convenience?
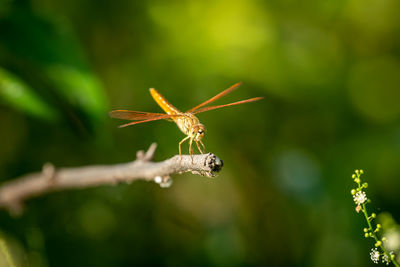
[150,88,181,115]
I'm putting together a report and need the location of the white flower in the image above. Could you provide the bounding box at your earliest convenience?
[382,252,394,265]
[370,248,380,264]
[382,253,389,265]
[353,191,367,205]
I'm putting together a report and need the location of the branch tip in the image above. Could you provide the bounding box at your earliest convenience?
[42,162,56,181]
[137,143,157,161]
[207,153,223,173]
[144,143,157,161]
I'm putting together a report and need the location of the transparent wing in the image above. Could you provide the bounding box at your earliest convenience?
[109,110,168,120]
[108,110,186,128]
[117,116,178,128]
[186,82,242,113]
[191,97,263,114]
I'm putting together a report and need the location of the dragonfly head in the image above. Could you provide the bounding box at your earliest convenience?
[191,124,206,141]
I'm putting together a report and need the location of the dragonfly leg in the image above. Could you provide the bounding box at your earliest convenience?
[195,140,204,154]
[199,140,206,153]
[179,136,190,161]
[189,138,194,163]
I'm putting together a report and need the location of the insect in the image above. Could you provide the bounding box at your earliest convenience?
[109,82,263,161]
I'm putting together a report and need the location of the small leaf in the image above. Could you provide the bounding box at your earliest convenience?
[46,64,107,124]
[0,67,58,121]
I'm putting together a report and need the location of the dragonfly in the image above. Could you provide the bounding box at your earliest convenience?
[109,82,263,161]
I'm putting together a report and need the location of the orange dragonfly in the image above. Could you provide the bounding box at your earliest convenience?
[109,82,263,161]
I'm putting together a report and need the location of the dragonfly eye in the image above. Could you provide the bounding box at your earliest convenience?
[193,124,205,138]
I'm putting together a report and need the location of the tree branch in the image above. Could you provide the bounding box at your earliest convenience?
[0,143,223,215]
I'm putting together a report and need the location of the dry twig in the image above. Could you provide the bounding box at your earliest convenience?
[0,143,223,215]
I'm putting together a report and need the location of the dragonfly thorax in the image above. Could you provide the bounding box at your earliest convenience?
[174,113,205,140]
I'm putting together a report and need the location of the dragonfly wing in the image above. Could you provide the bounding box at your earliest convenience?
[186,82,242,113]
[118,115,177,128]
[191,97,263,114]
[109,110,186,128]
[108,110,168,121]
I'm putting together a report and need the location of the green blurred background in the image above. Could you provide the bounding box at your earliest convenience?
[1,0,400,266]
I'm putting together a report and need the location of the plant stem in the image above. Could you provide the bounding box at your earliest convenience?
[356,178,399,267]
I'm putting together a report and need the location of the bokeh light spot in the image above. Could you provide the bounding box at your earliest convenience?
[274,149,322,201]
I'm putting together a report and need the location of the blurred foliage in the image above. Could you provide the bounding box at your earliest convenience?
[0,0,400,266]
[0,67,56,120]
[0,0,108,134]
